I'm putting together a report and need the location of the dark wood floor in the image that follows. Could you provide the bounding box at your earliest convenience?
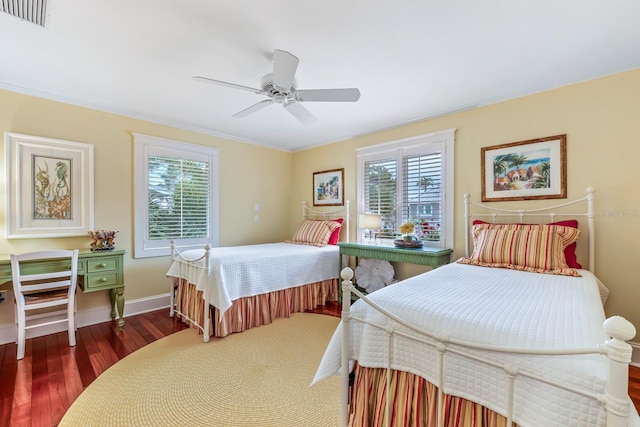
[631,364,640,414]
[0,310,190,427]
[0,302,637,426]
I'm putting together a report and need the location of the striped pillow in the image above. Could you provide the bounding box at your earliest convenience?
[458,224,581,276]
[472,220,582,268]
[286,220,340,247]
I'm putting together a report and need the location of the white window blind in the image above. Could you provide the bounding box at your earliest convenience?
[147,155,209,240]
[133,133,219,258]
[402,152,442,241]
[364,157,397,239]
[357,129,454,248]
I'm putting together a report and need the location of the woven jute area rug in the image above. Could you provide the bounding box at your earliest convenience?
[60,313,341,427]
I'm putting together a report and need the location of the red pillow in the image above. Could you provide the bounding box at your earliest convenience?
[472,219,582,269]
[328,218,343,245]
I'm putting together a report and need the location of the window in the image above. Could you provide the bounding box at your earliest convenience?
[356,129,455,248]
[133,134,219,258]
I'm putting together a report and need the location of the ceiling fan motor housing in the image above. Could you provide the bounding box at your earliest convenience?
[261,73,297,103]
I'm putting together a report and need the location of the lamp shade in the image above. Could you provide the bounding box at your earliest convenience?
[359,213,382,229]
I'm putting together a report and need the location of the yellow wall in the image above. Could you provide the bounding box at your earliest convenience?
[1,68,639,337]
[292,68,640,332]
[0,89,293,329]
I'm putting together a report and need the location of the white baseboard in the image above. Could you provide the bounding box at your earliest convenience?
[0,293,171,345]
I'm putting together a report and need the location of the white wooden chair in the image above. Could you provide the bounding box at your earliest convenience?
[10,250,79,360]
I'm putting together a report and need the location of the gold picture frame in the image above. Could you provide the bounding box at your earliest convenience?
[5,132,95,238]
[313,168,344,206]
[481,134,567,202]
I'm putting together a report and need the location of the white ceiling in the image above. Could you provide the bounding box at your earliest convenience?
[1,1,640,152]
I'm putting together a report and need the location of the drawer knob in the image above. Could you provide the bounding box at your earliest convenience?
[100,277,108,282]
[100,263,107,268]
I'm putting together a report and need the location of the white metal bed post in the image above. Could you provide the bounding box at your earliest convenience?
[604,316,636,426]
[586,187,595,272]
[201,244,211,343]
[169,240,176,317]
[345,200,350,243]
[464,193,471,257]
[340,267,354,427]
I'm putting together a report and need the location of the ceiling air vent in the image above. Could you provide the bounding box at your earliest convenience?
[1,0,49,27]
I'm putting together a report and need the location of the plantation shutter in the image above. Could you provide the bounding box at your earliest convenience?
[357,129,454,248]
[364,157,397,239]
[402,152,442,242]
[147,155,209,240]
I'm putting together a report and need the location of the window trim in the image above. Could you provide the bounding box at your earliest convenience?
[133,133,219,258]
[356,128,455,248]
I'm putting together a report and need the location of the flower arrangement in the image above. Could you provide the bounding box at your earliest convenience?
[399,222,415,235]
[89,229,118,251]
[422,221,441,240]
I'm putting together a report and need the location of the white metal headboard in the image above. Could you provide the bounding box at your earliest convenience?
[464,187,595,272]
[302,200,350,243]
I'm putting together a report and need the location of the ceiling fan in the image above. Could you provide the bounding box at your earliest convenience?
[193,49,361,125]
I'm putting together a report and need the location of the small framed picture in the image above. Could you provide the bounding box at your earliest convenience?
[481,135,567,202]
[313,168,344,206]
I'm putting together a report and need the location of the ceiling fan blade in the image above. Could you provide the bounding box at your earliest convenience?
[232,99,274,118]
[283,101,318,126]
[295,88,361,102]
[272,49,299,91]
[193,76,265,95]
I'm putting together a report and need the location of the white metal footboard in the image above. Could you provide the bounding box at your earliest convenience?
[338,267,636,427]
[169,240,212,342]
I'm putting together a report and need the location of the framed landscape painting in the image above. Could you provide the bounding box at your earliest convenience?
[481,135,567,202]
[313,168,344,206]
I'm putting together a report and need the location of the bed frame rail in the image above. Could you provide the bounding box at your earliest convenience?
[339,268,636,427]
[169,240,212,341]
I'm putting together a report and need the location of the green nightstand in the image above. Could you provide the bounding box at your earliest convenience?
[338,242,452,270]
[337,243,453,300]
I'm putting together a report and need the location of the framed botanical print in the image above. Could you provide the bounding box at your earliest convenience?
[5,132,94,238]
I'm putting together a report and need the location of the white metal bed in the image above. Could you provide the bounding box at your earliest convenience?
[167,200,349,342]
[314,188,638,427]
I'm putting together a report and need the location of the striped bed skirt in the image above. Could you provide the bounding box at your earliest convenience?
[350,364,518,427]
[174,278,339,337]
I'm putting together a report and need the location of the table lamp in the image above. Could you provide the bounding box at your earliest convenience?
[359,213,382,245]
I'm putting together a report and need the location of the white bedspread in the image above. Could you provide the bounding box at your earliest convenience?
[313,262,639,427]
[166,242,339,315]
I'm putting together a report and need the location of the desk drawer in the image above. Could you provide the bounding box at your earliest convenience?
[76,259,87,274]
[84,271,121,290]
[87,257,119,273]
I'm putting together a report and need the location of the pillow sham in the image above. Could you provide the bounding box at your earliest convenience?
[472,220,582,269]
[458,224,581,276]
[327,218,343,245]
[286,220,341,247]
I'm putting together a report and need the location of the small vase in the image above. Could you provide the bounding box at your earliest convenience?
[403,235,413,242]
